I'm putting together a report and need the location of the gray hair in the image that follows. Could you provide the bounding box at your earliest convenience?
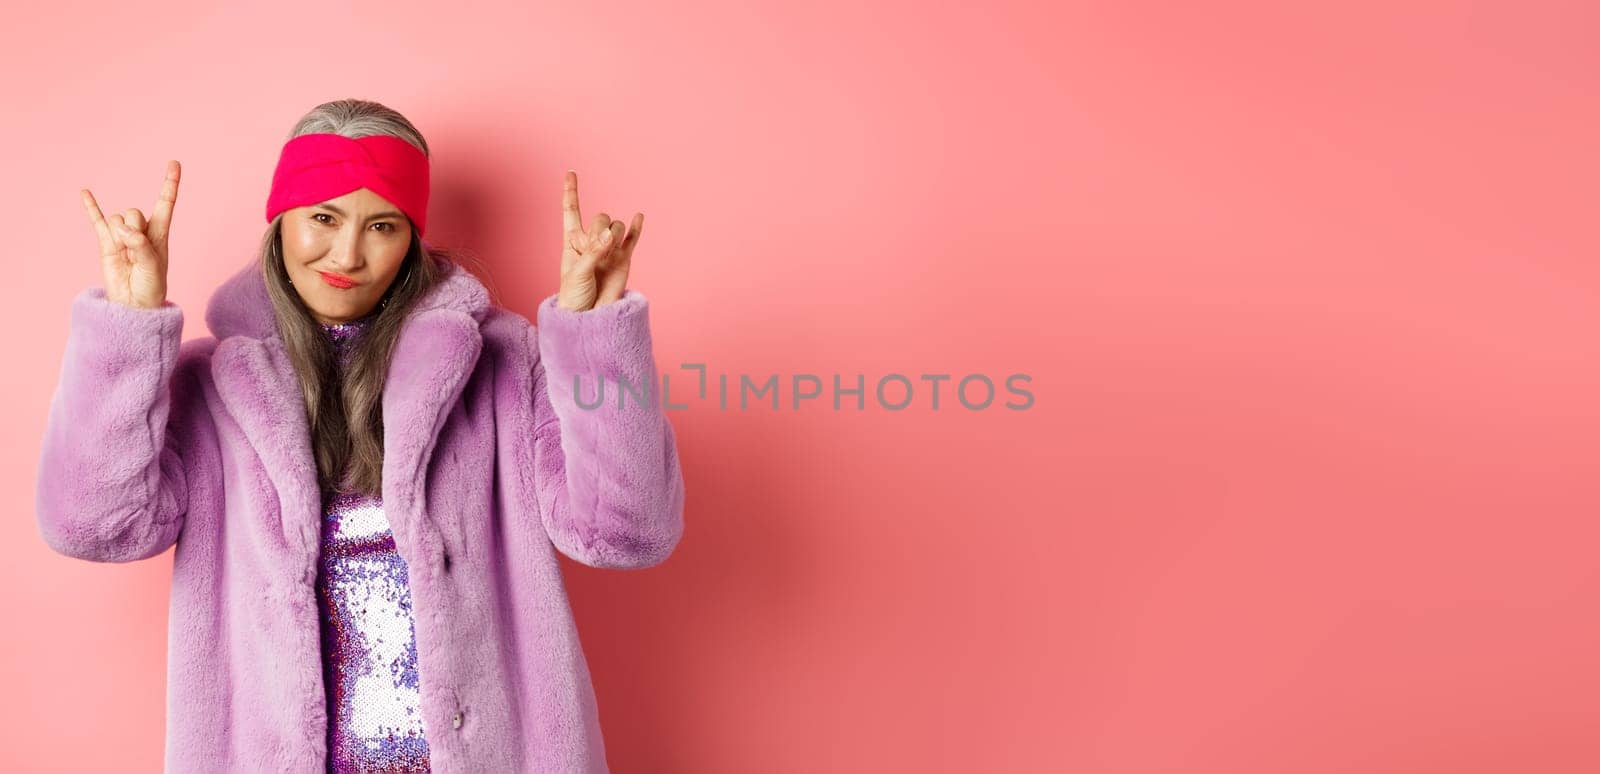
[286,98,431,157]
[263,98,450,498]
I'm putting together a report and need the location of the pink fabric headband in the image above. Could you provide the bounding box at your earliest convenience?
[265,133,431,237]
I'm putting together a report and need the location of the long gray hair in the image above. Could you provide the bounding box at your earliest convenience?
[258,98,485,500]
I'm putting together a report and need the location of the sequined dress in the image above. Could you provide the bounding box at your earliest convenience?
[314,315,432,772]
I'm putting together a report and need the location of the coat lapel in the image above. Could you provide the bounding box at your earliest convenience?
[203,257,490,572]
[376,304,483,562]
[210,335,324,570]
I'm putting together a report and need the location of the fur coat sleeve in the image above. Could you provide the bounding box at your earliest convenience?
[35,288,217,563]
[529,288,686,569]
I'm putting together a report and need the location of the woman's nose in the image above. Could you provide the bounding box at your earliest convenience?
[327,235,365,271]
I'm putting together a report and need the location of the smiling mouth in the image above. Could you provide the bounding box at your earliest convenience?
[319,271,357,289]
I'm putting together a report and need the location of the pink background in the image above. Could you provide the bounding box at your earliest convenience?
[4,1,1599,771]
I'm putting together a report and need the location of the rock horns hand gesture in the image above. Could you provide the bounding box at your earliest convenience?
[82,160,182,310]
[558,170,641,312]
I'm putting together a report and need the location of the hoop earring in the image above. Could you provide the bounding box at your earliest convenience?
[382,260,414,310]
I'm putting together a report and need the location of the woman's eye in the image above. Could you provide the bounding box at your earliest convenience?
[309,214,395,231]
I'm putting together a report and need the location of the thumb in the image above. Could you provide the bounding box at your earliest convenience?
[113,219,161,267]
[573,227,616,275]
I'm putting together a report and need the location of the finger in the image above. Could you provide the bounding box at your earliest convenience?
[590,212,612,239]
[148,160,181,245]
[122,207,148,233]
[588,212,612,251]
[596,221,626,267]
[568,222,612,265]
[616,212,643,259]
[106,213,134,259]
[578,225,618,272]
[597,263,629,305]
[107,212,129,242]
[596,234,631,304]
[112,214,161,265]
[562,170,583,237]
[599,244,629,287]
[600,214,641,269]
[597,224,619,255]
[81,189,117,256]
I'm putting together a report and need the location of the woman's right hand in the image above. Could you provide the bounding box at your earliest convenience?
[81,160,181,309]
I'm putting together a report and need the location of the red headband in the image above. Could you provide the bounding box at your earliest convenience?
[265,133,431,236]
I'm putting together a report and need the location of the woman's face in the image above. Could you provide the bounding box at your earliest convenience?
[281,187,413,324]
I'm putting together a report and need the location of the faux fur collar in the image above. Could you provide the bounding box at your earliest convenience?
[200,256,493,579]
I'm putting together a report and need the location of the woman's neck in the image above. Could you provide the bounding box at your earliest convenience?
[320,315,372,365]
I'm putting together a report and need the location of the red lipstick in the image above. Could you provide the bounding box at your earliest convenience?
[319,271,356,289]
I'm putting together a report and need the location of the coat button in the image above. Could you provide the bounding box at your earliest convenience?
[452,710,463,729]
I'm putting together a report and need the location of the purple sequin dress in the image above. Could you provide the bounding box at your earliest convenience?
[314,315,432,772]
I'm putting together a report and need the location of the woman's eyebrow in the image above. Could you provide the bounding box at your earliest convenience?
[315,203,405,222]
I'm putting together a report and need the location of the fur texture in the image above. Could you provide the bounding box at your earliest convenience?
[35,258,686,772]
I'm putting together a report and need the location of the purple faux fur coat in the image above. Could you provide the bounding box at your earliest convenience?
[35,258,686,772]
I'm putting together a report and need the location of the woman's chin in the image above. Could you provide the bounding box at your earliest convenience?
[308,301,376,324]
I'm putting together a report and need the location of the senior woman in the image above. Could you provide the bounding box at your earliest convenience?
[35,98,685,773]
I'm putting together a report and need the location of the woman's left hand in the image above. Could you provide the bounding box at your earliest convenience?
[557,170,642,312]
